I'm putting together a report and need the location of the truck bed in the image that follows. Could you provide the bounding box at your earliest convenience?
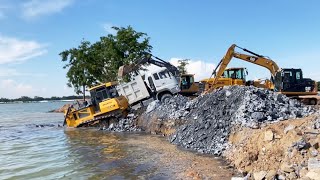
[116,75,151,105]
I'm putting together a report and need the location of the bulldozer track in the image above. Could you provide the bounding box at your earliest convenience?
[77,110,123,127]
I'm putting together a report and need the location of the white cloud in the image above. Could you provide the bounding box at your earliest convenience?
[169,58,215,81]
[0,35,47,64]
[103,23,117,35]
[0,68,47,77]
[21,0,74,19]
[0,79,46,98]
[139,58,215,81]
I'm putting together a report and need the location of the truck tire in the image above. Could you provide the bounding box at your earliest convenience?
[160,94,173,103]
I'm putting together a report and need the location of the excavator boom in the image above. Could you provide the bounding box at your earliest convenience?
[210,44,280,87]
[117,54,180,79]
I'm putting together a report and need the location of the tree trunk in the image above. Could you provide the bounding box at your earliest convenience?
[83,84,85,101]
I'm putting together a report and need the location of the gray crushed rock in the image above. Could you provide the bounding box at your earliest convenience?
[147,86,316,156]
[103,113,142,132]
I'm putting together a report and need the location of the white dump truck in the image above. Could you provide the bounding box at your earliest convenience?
[117,67,180,105]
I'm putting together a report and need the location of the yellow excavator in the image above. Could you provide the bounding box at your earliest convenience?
[204,44,318,104]
[63,82,129,128]
[201,67,249,90]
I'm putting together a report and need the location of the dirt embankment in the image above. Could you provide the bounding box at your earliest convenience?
[135,86,319,179]
[226,115,320,180]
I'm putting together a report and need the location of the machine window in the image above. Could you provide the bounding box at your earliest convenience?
[190,76,194,83]
[296,72,301,80]
[107,86,119,98]
[236,70,243,79]
[101,90,109,99]
[153,73,160,80]
[159,71,168,79]
[229,71,236,79]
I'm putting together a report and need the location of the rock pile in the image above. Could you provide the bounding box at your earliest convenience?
[104,113,142,132]
[152,86,316,155]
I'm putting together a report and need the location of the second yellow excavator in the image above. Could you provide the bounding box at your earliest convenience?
[203,44,318,104]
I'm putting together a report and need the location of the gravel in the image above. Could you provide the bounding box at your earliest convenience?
[103,113,142,132]
[145,86,316,156]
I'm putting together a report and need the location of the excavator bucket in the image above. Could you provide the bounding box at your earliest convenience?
[118,65,125,78]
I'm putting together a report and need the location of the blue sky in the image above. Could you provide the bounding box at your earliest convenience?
[0,0,320,98]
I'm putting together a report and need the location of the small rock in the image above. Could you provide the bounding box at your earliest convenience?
[292,139,310,151]
[146,100,160,113]
[300,167,308,177]
[226,90,232,97]
[288,172,297,180]
[310,149,319,157]
[264,130,274,141]
[253,171,267,180]
[310,141,319,149]
[284,124,296,134]
[313,119,320,129]
[231,177,246,180]
[277,174,286,180]
[265,170,277,180]
[280,163,294,173]
[308,158,320,170]
[306,169,320,180]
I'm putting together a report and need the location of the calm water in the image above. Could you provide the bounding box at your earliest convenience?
[0,102,164,179]
[0,102,232,180]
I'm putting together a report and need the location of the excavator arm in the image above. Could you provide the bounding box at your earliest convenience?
[118,54,180,79]
[209,44,280,86]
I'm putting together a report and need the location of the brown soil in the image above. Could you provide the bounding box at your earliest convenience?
[225,114,320,179]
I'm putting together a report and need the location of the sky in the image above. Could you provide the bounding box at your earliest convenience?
[0,0,320,98]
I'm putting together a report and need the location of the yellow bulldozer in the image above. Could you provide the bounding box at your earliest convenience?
[63,82,129,128]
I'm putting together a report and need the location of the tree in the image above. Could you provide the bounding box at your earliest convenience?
[177,59,189,74]
[93,26,152,82]
[60,40,97,100]
[60,26,152,98]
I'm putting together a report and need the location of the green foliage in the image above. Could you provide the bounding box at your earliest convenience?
[177,59,190,74]
[59,26,152,95]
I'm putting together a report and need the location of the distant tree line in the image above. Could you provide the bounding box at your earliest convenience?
[0,95,90,103]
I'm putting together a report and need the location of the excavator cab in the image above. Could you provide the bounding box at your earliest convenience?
[222,68,247,81]
[179,74,199,96]
[274,68,317,95]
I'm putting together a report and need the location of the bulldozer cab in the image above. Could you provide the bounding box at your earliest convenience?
[222,68,247,81]
[89,82,119,113]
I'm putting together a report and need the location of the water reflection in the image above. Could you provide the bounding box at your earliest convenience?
[64,129,161,179]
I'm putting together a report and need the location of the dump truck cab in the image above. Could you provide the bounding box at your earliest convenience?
[64,82,129,128]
